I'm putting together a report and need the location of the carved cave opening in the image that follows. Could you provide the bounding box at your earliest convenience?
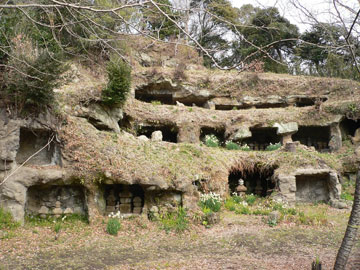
[173,97,207,107]
[16,128,61,166]
[242,127,281,151]
[228,166,276,197]
[292,126,330,152]
[135,82,177,105]
[118,113,134,131]
[25,185,87,217]
[104,184,144,215]
[295,97,327,107]
[214,104,253,110]
[340,118,360,140]
[255,103,287,109]
[136,124,179,143]
[135,92,173,105]
[200,126,226,146]
[295,173,330,202]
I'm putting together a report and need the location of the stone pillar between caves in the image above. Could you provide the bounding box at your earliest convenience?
[329,123,342,152]
[281,133,293,144]
[177,124,200,144]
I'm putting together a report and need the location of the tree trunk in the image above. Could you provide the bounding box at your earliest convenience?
[334,169,360,270]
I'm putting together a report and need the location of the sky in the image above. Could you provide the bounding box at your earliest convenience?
[229,0,359,33]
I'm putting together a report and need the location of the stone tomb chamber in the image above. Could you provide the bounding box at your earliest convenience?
[16,127,61,166]
[25,185,87,218]
[228,166,276,197]
[135,81,175,105]
[295,173,330,203]
[104,184,144,216]
[242,127,281,151]
[136,124,179,143]
[340,118,360,141]
[292,126,330,152]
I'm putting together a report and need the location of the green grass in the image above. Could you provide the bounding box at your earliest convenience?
[223,195,326,226]
[25,214,88,229]
[0,207,20,230]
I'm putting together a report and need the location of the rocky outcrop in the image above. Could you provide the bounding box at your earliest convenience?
[75,103,123,132]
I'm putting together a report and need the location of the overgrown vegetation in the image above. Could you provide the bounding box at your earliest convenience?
[223,195,329,226]
[341,176,355,201]
[102,57,131,107]
[25,214,89,228]
[159,207,188,233]
[0,207,20,230]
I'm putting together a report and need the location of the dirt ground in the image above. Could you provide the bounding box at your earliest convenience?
[1,207,359,270]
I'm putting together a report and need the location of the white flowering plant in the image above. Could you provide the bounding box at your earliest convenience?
[239,143,251,151]
[265,142,281,151]
[204,134,219,147]
[225,140,240,150]
[108,211,122,219]
[199,192,222,212]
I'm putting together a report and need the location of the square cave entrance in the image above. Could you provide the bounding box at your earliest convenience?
[16,128,61,166]
[136,124,179,143]
[25,185,87,217]
[200,127,225,146]
[104,184,144,215]
[135,82,176,105]
[292,126,330,152]
[295,173,330,203]
[340,118,360,140]
[242,127,281,151]
[228,166,276,197]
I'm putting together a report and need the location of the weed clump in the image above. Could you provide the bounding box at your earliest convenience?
[159,207,188,233]
[0,207,20,230]
[106,218,121,235]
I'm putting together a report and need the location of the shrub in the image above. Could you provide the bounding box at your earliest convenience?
[204,134,219,148]
[225,141,240,150]
[102,57,131,107]
[2,38,67,113]
[199,192,222,212]
[0,208,20,230]
[160,207,188,233]
[265,142,282,151]
[106,218,121,235]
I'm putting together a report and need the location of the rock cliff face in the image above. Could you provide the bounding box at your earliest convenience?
[1,62,359,223]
